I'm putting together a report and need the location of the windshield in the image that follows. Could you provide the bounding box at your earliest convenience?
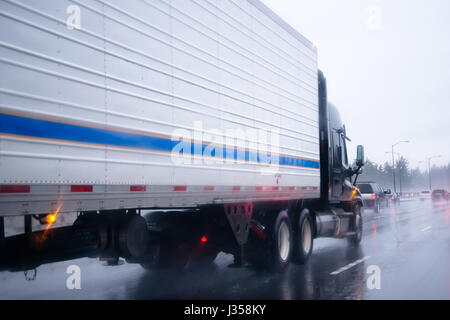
[357,184,373,193]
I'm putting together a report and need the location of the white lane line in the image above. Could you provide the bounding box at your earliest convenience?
[421,226,432,232]
[330,256,371,276]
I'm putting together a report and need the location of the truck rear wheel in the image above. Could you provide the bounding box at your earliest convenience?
[293,209,314,264]
[248,210,293,273]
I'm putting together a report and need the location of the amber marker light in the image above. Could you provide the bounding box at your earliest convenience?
[46,213,57,225]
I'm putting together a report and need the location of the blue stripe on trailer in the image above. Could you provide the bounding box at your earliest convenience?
[0,112,320,169]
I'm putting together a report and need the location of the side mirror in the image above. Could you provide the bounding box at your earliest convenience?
[356,145,365,166]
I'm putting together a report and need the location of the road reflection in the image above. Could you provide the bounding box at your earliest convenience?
[128,243,368,300]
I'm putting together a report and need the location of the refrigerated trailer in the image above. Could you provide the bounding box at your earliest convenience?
[0,0,365,272]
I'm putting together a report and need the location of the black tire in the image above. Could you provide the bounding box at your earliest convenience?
[269,210,293,272]
[348,204,363,246]
[118,215,149,259]
[247,210,293,273]
[140,241,192,271]
[293,209,314,264]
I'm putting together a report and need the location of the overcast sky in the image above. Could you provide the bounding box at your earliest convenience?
[262,0,450,170]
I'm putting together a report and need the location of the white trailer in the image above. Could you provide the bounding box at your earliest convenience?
[0,0,365,272]
[0,0,320,216]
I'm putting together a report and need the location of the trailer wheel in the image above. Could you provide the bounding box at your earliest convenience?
[140,242,192,271]
[248,210,292,273]
[118,215,149,259]
[348,204,363,246]
[293,209,314,264]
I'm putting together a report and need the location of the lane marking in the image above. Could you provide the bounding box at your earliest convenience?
[421,226,432,232]
[330,256,371,276]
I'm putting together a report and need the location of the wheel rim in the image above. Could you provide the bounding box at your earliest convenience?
[278,220,290,261]
[301,218,312,253]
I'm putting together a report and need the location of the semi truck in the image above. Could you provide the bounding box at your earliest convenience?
[0,0,365,272]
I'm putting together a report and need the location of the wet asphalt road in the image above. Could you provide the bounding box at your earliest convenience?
[0,199,449,300]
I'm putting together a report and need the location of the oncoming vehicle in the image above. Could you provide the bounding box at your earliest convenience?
[356,182,388,213]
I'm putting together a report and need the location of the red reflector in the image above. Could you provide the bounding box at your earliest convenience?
[301,186,308,190]
[130,185,146,192]
[71,185,93,193]
[251,226,267,240]
[174,186,186,192]
[200,236,208,243]
[313,186,318,190]
[0,185,30,193]
[256,186,263,191]
[204,186,214,191]
[272,186,279,191]
[289,186,295,191]
[232,186,241,191]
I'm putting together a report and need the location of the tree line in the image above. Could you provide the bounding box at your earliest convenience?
[357,157,450,193]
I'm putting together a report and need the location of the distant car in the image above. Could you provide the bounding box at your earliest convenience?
[431,189,448,203]
[419,190,432,201]
[384,189,400,206]
[356,182,388,213]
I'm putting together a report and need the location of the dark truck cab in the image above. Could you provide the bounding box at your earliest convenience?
[318,71,364,209]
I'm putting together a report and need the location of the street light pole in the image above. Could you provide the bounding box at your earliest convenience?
[425,155,442,190]
[391,145,396,193]
[392,145,397,192]
[391,141,409,193]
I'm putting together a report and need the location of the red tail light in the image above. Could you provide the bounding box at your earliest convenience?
[200,236,208,243]
[130,185,146,192]
[0,185,30,193]
[391,195,395,200]
[71,185,93,192]
[371,193,376,200]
